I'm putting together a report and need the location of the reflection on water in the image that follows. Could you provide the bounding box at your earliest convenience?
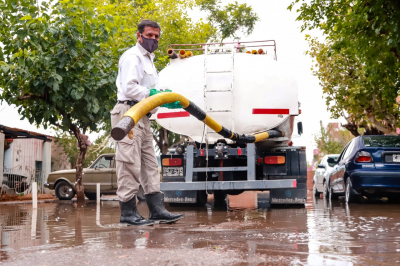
[1,191,400,265]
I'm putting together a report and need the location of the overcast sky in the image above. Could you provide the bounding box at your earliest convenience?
[0,0,344,163]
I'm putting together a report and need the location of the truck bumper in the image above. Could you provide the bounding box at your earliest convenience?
[160,179,297,191]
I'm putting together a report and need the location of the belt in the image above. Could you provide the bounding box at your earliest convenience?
[117,100,152,118]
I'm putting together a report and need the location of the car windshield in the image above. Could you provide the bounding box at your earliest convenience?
[363,136,400,147]
[91,156,115,169]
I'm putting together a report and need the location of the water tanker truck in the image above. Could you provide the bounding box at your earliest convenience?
[112,40,307,207]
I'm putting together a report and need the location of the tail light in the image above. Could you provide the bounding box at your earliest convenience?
[355,151,374,163]
[264,156,286,164]
[162,158,182,166]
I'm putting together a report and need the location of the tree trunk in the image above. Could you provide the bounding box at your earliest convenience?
[341,123,360,137]
[74,205,83,245]
[70,124,88,204]
[365,110,398,135]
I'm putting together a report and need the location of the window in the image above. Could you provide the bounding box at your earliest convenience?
[363,136,400,147]
[91,156,115,169]
[342,140,355,162]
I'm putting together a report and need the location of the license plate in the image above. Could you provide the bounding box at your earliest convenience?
[163,167,183,177]
[393,154,400,162]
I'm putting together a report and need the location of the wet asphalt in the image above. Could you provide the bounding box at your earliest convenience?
[1,191,400,265]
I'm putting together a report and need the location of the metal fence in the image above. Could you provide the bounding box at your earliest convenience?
[2,166,45,195]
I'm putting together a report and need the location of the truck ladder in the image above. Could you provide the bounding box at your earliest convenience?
[203,45,235,139]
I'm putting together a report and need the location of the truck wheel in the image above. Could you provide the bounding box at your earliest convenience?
[84,192,102,201]
[313,182,321,197]
[196,190,208,206]
[55,181,75,200]
[214,191,227,203]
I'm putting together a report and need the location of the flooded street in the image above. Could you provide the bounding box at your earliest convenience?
[1,191,400,265]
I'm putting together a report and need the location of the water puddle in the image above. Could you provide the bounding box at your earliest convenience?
[1,191,400,265]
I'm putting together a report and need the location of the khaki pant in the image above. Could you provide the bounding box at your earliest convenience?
[111,103,160,202]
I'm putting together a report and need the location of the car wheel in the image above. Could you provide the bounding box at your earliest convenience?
[55,181,75,200]
[323,181,329,199]
[313,182,321,197]
[84,192,102,201]
[345,178,359,203]
[329,184,339,200]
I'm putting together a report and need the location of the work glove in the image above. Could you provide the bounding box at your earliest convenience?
[148,88,182,109]
[149,88,162,97]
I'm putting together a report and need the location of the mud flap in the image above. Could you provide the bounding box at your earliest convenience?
[270,183,307,204]
[164,190,197,203]
[257,191,271,209]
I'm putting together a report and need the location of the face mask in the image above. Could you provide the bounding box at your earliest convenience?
[139,35,159,53]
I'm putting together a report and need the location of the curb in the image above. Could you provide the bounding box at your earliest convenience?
[0,199,60,205]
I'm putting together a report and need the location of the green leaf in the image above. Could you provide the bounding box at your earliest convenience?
[53,82,59,92]
[71,88,84,100]
[18,57,25,67]
[20,15,32,20]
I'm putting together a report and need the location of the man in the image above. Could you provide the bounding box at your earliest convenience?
[111,20,183,226]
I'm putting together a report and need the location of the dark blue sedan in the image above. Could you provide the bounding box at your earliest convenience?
[327,135,400,203]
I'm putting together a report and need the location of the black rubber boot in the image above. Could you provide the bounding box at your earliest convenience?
[137,196,146,201]
[145,192,184,223]
[120,196,154,226]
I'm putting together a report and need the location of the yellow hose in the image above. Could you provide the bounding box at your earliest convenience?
[112,92,284,143]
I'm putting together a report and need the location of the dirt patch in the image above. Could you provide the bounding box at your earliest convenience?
[0,193,56,202]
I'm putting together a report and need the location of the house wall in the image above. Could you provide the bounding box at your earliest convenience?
[7,139,44,172]
[50,139,71,171]
[4,138,70,175]
[0,133,4,186]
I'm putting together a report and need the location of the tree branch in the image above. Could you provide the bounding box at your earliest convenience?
[364,109,398,135]
[390,47,400,62]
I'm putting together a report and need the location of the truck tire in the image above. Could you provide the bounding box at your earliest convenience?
[84,192,102,201]
[196,190,208,206]
[214,191,227,203]
[55,181,75,200]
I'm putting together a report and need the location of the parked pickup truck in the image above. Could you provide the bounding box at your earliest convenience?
[45,154,117,200]
[45,153,155,200]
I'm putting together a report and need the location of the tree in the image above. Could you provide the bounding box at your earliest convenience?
[0,0,120,202]
[151,122,185,154]
[197,0,259,42]
[289,0,400,135]
[98,0,259,154]
[54,130,115,169]
[313,121,354,162]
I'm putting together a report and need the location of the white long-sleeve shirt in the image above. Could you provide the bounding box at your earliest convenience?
[116,43,159,102]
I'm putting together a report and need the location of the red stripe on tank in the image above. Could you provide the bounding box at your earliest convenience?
[157,111,190,119]
[252,109,290,115]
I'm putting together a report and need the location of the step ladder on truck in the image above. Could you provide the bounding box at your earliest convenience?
[155,40,307,207]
